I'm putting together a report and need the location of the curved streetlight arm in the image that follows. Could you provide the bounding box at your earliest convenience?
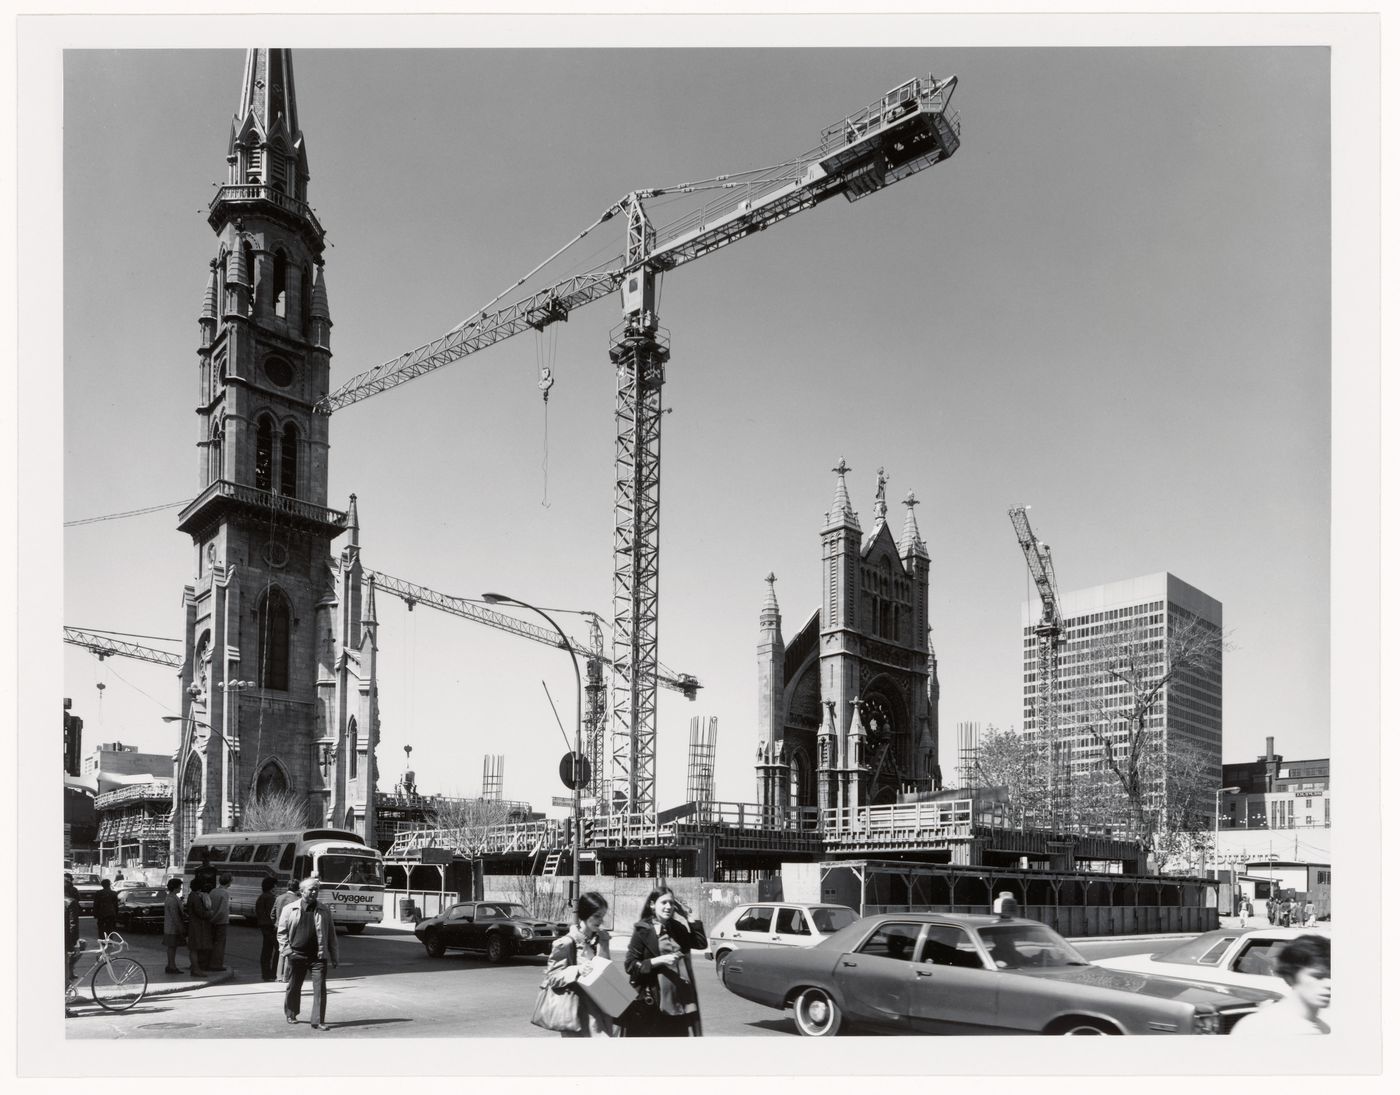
[483,591,584,905]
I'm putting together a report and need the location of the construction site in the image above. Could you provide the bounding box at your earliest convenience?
[62,50,1221,935]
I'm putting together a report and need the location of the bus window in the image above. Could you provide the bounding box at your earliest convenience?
[254,844,285,864]
[318,853,385,887]
[187,844,230,864]
[279,845,295,870]
[229,845,255,862]
[293,855,312,880]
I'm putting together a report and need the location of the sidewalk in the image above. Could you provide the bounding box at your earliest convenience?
[77,929,236,998]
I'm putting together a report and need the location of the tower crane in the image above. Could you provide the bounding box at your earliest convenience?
[315,74,961,814]
[1008,506,1069,830]
[63,627,184,670]
[364,568,701,805]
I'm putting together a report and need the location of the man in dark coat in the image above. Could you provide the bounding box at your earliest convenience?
[93,879,120,939]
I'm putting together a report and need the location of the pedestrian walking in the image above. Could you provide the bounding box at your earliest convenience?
[208,873,232,971]
[277,878,339,1030]
[162,878,186,974]
[1239,898,1254,929]
[1232,934,1331,1036]
[255,877,280,981]
[1303,899,1317,927]
[273,878,302,981]
[186,876,214,976]
[622,887,706,1037]
[541,891,616,1038]
[93,879,120,939]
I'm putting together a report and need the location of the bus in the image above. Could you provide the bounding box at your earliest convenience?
[182,828,385,933]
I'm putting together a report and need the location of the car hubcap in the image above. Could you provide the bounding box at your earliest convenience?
[808,999,828,1024]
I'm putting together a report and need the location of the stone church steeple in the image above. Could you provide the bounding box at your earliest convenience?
[173,49,377,857]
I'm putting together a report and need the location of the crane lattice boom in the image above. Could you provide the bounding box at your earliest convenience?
[64,627,184,670]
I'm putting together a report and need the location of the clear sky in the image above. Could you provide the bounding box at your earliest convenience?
[61,45,1332,815]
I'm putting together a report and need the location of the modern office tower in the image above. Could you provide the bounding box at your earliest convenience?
[1021,572,1223,830]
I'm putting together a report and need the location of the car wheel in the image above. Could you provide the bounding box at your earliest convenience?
[486,934,509,964]
[791,987,843,1037]
[1052,1018,1120,1036]
[345,923,366,935]
[715,949,732,981]
[422,932,446,958]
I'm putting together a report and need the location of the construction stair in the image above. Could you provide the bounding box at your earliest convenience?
[541,851,563,877]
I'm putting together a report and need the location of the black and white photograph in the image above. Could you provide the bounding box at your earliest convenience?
[10,4,1387,1082]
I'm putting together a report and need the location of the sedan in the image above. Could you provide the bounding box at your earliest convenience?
[69,874,103,916]
[704,902,859,978]
[721,908,1274,1036]
[414,901,569,963]
[115,887,168,933]
[1094,925,1330,996]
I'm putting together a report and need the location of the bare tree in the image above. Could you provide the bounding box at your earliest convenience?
[970,725,1049,828]
[425,792,516,856]
[240,788,310,831]
[1065,614,1225,854]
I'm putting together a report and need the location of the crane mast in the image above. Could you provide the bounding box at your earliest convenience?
[1008,506,1069,830]
[314,74,960,815]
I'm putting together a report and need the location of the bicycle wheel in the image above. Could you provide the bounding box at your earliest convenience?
[90,957,148,1011]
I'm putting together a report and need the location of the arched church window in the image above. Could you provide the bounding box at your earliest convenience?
[254,762,288,801]
[347,717,358,780]
[246,143,262,184]
[208,418,223,486]
[242,240,256,307]
[269,147,288,194]
[257,588,292,692]
[255,415,274,491]
[280,422,299,498]
[301,263,312,335]
[272,249,288,318]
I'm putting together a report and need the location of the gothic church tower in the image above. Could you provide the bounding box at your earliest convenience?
[173,50,378,857]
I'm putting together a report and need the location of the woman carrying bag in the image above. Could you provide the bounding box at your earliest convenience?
[535,891,617,1038]
[622,886,706,1037]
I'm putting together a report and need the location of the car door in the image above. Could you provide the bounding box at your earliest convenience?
[772,906,815,950]
[908,924,1003,1034]
[729,906,776,953]
[832,921,923,1031]
[442,903,475,946]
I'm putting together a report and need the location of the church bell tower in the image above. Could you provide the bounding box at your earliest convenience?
[172,50,376,857]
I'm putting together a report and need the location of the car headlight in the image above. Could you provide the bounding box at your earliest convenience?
[516,925,532,938]
[1192,1012,1222,1035]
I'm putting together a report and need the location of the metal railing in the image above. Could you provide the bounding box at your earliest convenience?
[823,799,986,839]
[209,184,325,237]
[178,479,347,529]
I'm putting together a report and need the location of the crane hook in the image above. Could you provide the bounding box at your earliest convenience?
[538,365,554,404]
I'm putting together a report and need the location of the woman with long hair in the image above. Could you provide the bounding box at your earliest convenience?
[623,886,706,1037]
[543,890,616,1037]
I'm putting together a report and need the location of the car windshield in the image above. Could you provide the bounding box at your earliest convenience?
[493,904,528,918]
[811,907,858,933]
[1148,931,1238,966]
[977,923,1090,969]
[317,854,384,887]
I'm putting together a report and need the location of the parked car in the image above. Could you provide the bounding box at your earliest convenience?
[115,886,167,933]
[414,901,569,963]
[704,902,859,978]
[113,878,147,893]
[1094,925,1330,997]
[720,904,1274,1036]
[69,874,103,916]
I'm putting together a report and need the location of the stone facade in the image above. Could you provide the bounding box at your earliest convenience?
[757,461,940,824]
[171,49,378,860]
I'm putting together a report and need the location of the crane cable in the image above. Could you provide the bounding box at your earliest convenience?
[536,325,557,508]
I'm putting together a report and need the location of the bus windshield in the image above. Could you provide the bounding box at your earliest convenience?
[318,854,385,887]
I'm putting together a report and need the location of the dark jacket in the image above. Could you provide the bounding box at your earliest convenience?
[624,916,707,1017]
[94,889,120,922]
[255,891,277,930]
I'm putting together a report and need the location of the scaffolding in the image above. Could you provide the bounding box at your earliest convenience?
[482,754,504,800]
[957,721,981,788]
[686,716,718,815]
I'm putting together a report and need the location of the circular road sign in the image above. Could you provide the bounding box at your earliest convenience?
[559,752,591,790]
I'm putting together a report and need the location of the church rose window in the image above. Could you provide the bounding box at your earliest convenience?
[264,357,294,387]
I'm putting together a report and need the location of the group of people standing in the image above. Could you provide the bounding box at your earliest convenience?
[1265,895,1318,928]
[160,871,233,976]
[541,886,707,1038]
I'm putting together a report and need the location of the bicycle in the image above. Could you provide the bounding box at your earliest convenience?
[66,932,148,1012]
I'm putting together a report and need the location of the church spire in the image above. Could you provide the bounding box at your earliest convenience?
[899,489,929,559]
[825,457,860,530]
[235,49,301,146]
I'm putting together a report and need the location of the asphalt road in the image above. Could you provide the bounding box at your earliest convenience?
[65,920,1178,1040]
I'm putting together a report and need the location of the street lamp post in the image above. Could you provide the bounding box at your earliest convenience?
[483,593,584,907]
[1213,784,1241,891]
[163,707,244,863]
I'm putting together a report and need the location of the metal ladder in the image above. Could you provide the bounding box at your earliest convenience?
[542,852,563,877]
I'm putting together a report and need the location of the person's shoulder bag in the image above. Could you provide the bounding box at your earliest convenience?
[531,936,583,1033]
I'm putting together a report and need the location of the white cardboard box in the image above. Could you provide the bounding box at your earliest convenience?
[576,957,635,1019]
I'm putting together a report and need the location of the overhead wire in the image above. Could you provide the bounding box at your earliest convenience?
[65,498,193,527]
